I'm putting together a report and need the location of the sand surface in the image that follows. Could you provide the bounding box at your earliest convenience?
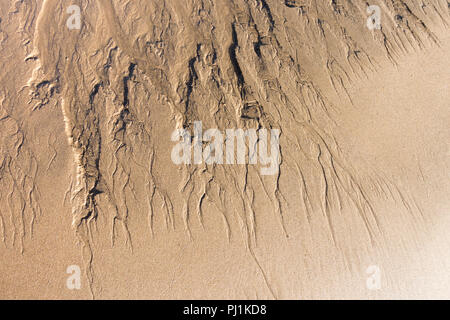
[0,0,449,299]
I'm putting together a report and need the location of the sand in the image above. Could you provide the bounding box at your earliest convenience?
[0,0,449,299]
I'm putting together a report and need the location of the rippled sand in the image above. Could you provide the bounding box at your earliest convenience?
[0,0,449,299]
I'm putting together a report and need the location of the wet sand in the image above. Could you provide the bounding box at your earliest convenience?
[0,0,449,299]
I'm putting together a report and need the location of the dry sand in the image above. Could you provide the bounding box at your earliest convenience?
[0,0,449,299]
